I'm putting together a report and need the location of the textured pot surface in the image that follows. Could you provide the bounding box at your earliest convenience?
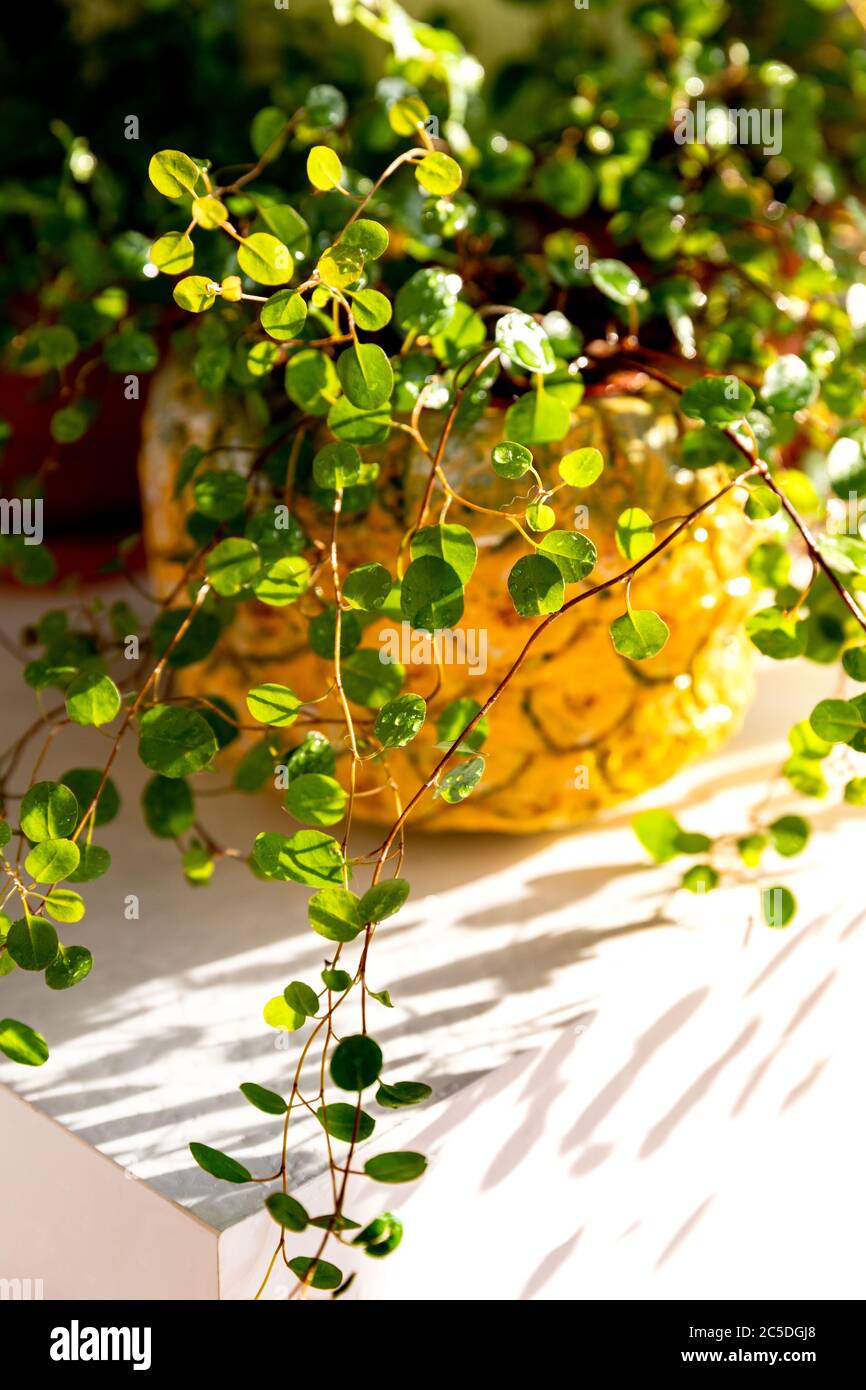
[139,362,755,833]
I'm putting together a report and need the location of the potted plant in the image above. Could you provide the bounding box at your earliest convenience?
[3,0,866,1297]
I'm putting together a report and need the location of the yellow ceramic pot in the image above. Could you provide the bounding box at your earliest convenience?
[139,363,754,833]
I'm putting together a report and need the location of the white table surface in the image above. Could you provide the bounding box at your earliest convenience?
[0,584,847,1236]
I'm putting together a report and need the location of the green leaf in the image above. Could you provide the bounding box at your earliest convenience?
[746,608,807,660]
[744,483,781,521]
[809,698,866,743]
[25,839,80,885]
[20,781,78,842]
[415,151,462,197]
[768,815,810,857]
[589,258,645,306]
[610,608,670,661]
[359,879,411,923]
[250,106,287,157]
[388,94,429,135]
[253,556,311,607]
[137,705,218,778]
[737,833,768,868]
[363,1152,427,1183]
[681,865,719,894]
[285,349,340,415]
[150,608,221,670]
[317,243,364,290]
[537,531,597,583]
[340,219,389,261]
[526,502,555,533]
[173,276,217,313]
[254,830,346,888]
[142,775,194,838]
[240,1082,287,1115]
[38,325,78,367]
[435,756,485,804]
[436,698,488,752]
[6,917,59,970]
[207,538,262,597]
[844,777,866,806]
[0,1018,49,1067]
[376,1081,432,1109]
[285,773,347,826]
[308,887,364,942]
[337,343,393,410]
[312,442,363,489]
[816,534,866,576]
[342,649,404,708]
[343,563,392,611]
[287,1257,343,1291]
[59,768,119,828]
[558,447,604,487]
[761,355,819,413]
[347,288,392,332]
[261,290,308,341]
[395,268,459,336]
[66,844,111,883]
[842,646,866,681]
[263,996,305,1031]
[43,889,86,924]
[322,968,352,992]
[65,671,121,727]
[189,1142,252,1184]
[747,541,791,590]
[45,944,92,990]
[375,694,426,749]
[504,389,571,445]
[680,375,755,425]
[318,1103,375,1142]
[632,809,710,863]
[761,886,796,929]
[265,1193,309,1231]
[331,1035,383,1091]
[148,149,200,198]
[495,311,555,375]
[149,231,195,276]
[615,508,655,562]
[307,146,343,191]
[192,194,228,230]
[193,469,248,520]
[237,233,292,286]
[246,682,301,727]
[400,556,464,631]
[309,606,361,660]
[491,441,533,479]
[410,524,477,584]
[284,980,319,1018]
[507,554,564,617]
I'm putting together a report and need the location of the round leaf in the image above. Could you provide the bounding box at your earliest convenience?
[137,705,218,778]
[20,781,78,842]
[65,672,121,727]
[330,1035,383,1091]
[6,917,59,971]
[246,683,301,727]
[610,609,670,661]
[507,554,564,617]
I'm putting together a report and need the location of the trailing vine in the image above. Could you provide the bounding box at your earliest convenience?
[4,0,866,1298]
